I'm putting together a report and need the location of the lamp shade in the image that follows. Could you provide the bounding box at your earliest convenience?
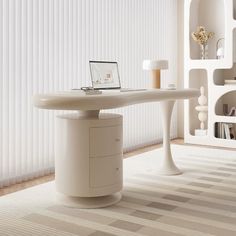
[143,60,168,70]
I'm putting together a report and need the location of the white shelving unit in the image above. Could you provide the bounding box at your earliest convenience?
[184,0,236,148]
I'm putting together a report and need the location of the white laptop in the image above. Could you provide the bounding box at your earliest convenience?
[89,61,146,92]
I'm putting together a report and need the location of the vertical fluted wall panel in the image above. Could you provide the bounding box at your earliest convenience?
[0,0,178,187]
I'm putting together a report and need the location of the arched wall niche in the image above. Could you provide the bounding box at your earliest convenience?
[215,91,236,116]
[189,0,225,60]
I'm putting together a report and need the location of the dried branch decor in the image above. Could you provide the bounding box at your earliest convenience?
[192,26,214,45]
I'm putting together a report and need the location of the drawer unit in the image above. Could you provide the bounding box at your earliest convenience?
[90,125,122,157]
[90,155,122,188]
[55,113,123,207]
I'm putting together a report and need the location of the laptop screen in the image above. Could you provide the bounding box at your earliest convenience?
[89,61,121,89]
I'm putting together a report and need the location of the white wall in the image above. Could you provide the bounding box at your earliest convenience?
[0,0,178,186]
[177,0,184,138]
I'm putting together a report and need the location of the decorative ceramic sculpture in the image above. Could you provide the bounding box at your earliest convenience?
[216,38,225,59]
[195,86,208,136]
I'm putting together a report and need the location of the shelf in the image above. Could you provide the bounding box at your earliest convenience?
[185,134,236,148]
[214,115,236,123]
[213,85,236,93]
[187,59,229,69]
[214,64,236,85]
[211,87,236,107]
[185,0,236,149]
[189,0,225,60]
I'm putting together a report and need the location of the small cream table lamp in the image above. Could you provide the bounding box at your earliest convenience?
[143,60,168,88]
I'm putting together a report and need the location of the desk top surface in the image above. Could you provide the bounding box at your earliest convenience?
[33,89,199,110]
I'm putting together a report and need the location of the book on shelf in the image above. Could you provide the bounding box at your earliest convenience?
[224,124,230,139]
[224,79,236,85]
[215,123,235,140]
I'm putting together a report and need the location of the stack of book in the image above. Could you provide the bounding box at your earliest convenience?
[224,79,236,85]
[215,123,235,139]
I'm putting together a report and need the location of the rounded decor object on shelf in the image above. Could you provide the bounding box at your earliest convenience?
[195,86,208,135]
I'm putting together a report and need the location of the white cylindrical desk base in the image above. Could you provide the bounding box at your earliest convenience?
[56,193,122,209]
[55,113,123,208]
[159,101,182,175]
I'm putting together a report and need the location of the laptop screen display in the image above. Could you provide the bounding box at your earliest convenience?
[89,61,121,89]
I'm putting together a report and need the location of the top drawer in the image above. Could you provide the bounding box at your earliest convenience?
[90,125,122,157]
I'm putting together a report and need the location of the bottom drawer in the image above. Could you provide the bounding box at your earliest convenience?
[90,155,122,188]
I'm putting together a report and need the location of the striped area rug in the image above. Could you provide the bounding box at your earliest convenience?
[0,144,236,236]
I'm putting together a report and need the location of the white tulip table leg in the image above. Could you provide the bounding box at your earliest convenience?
[159,100,182,175]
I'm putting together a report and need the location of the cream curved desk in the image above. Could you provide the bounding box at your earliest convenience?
[33,89,199,208]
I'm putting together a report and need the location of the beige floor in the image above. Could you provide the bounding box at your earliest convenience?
[0,139,184,197]
[1,144,236,236]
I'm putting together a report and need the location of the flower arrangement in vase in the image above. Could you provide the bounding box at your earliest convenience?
[192,26,214,60]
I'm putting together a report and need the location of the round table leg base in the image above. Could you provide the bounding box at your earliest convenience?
[158,166,182,176]
[56,192,122,209]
